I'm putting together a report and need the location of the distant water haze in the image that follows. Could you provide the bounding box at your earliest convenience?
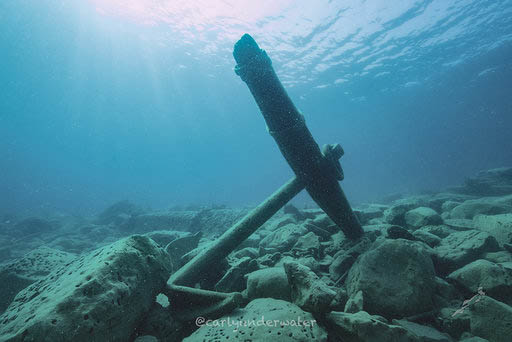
[1,0,511,216]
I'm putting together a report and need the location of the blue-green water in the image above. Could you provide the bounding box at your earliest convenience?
[1,0,511,216]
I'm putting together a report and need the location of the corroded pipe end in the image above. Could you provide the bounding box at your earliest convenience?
[233,33,261,66]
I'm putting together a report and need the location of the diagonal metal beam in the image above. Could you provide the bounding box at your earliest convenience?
[233,34,363,239]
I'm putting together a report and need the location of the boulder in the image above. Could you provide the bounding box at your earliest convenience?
[183,298,327,342]
[405,207,443,228]
[0,236,171,342]
[326,311,411,342]
[346,239,436,318]
[412,230,442,247]
[0,246,76,315]
[246,267,291,301]
[447,259,512,305]
[434,230,500,275]
[472,213,512,246]
[469,295,512,342]
[283,261,336,313]
[450,199,512,219]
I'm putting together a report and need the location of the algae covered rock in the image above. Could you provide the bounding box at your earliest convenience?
[0,235,171,342]
[346,239,436,318]
[183,298,327,342]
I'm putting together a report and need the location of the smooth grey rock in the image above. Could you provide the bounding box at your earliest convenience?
[405,207,443,228]
[346,239,436,318]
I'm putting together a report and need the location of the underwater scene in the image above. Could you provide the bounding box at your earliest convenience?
[1,0,512,341]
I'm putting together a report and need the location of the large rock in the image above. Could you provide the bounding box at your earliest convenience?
[472,213,512,246]
[0,236,171,342]
[245,267,291,301]
[448,259,512,305]
[0,247,76,315]
[183,298,327,341]
[346,239,436,318]
[434,230,500,275]
[469,295,512,342]
[405,207,443,228]
[450,198,512,219]
[326,311,412,342]
[283,261,336,313]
